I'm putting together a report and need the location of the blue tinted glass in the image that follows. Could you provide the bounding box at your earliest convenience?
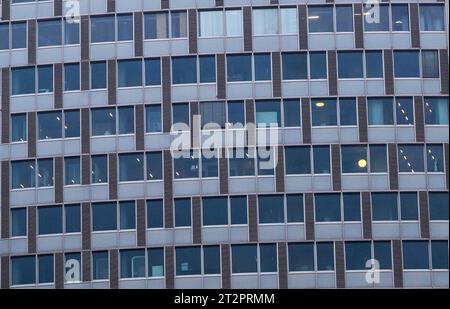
[120,249,145,278]
[285,146,311,174]
[286,194,304,223]
[145,58,161,86]
[64,19,79,45]
[120,201,135,230]
[64,63,80,91]
[91,15,115,42]
[394,51,420,77]
[308,6,333,32]
[317,242,334,271]
[118,106,134,134]
[368,97,394,125]
[282,52,307,80]
[12,67,35,95]
[0,23,9,50]
[12,160,35,189]
[11,114,27,142]
[288,243,314,271]
[200,55,216,83]
[258,195,284,223]
[315,194,341,222]
[432,241,449,269]
[147,200,163,228]
[339,98,357,125]
[92,202,117,231]
[145,105,162,132]
[345,241,371,270]
[37,158,53,187]
[260,244,277,273]
[341,145,368,173]
[204,246,220,275]
[400,192,418,220]
[310,52,327,79]
[65,204,80,233]
[175,198,191,227]
[283,99,301,127]
[313,145,330,174]
[370,144,387,173]
[227,101,245,125]
[91,108,116,136]
[424,97,449,125]
[64,110,80,138]
[338,51,363,78]
[227,54,252,82]
[403,241,429,269]
[396,97,414,125]
[176,247,201,275]
[173,152,199,179]
[38,19,62,46]
[38,111,62,139]
[91,61,107,89]
[343,193,361,221]
[12,22,27,49]
[255,100,281,127]
[230,196,247,225]
[118,59,142,87]
[172,56,197,84]
[39,206,62,235]
[372,193,398,221]
[311,98,337,126]
[202,151,218,178]
[38,65,53,93]
[148,248,164,277]
[38,255,54,283]
[65,253,81,282]
[144,12,168,39]
[374,241,392,269]
[364,4,389,31]
[429,192,449,220]
[202,197,228,226]
[92,251,109,280]
[11,208,27,237]
[232,244,257,273]
[229,148,255,176]
[254,53,271,81]
[365,51,383,78]
[173,103,189,126]
[336,5,353,32]
[398,144,424,173]
[117,14,133,41]
[91,155,108,183]
[171,11,187,38]
[146,152,162,180]
[392,5,409,31]
[12,256,36,285]
[119,153,144,181]
[420,4,445,31]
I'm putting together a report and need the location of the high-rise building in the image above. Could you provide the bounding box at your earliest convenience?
[0,0,448,289]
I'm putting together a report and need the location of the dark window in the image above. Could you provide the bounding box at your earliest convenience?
[308,6,333,32]
[369,144,387,173]
[345,241,371,270]
[288,243,314,271]
[92,202,117,231]
[91,155,108,183]
[230,196,247,225]
[283,99,301,127]
[258,195,284,224]
[282,52,307,80]
[38,19,62,47]
[146,200,164,228]
[338,51,363,78]
[37,158,53,187]
[203,197,228,226]
[12,256,36,285]
[372,192,398,221]
[310,52,327,79]
[11,22,27,49]
[201,101,226,129]
[398,144,424,173]
[286,194,304,223]
[403,241,429,269]
[175,198,191,227]
[172,56,197,84]
[38,255,54,284]
[343,193,361,221]
[148,248,165,277]
[227,54,252,82]
[311,98,337,126]
[173,151,199,179]
[144,12,168,39]
[173,103,190,127]
[64,19,79,45]
[285,146,311,174]
[392,4,409,31]
[254,53,271,81]
[118,106,134,135]
[146,152,162,180]
[119,201,135,230]
[38,111,62,140]
[260,244,277,273]
[400,192,418,221]
[232,244,257,273]
[38,65,53,93]
[339,98,357,126]
[395,97,414,125]
[394,51,420,78]
[11,208,27,237]
[11,114,27,142]
[117,14,133,41]
[365,51,383,78]
[315,194,341,222]
[145,105,162,133]
[118,59,142,87]
[336,5,353,32]
[317,242,334,271]
[313,145,330,174]
[144,58,161,86]
[341,145,368,173]
[227,101,245,126]
[424,97,448,125]
[0,23,9,50]
[229,148,255,176]
[255,100,281,128]
[91,15,115,42]
[422,50,440,78]
[368,97,394,125]
[119,153,144,181]
[65,204,80,233]
[64,63,80,91]
[120,249,145,278]
[199,55,216,83]
[92,251,109,280]
[429,192,449,220]
[64,110,80,138]
[364,4,389,31]
[419,4,445,31]
[63,154,80,183]
[171,11,187,38]
[91,61,107,89]
[203,246,221,275]
[12,67,35,95]
[38,206,62,235]
[374,241,392,269]
[426,144,444,173]
[201,150,218,178]
[176,247,201,275]
[12,160,35,189]
[431,241,449,269]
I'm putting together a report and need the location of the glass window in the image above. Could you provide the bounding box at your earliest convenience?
[11,22,27,49]
[336,5,353,32]
[201,101,226,129]
[12,256,36,285]
[173,103,190,127]
[119,153,144,182]
[280,7,297,34]
[64,110,80,138]
[146,152,162,180]
[91,15,115,42]
[283,99,301,127]
[317,242,334,271]
[201,150,218,178]
[227,101,245,126]
[11,208,27,237]
[229,148,255,176]
[339,98,357,126]
[285,146,311,174]
[345,241,371,270]
[258,195,284,224]
[118,59,142,87]
[364,4,389,31]
[148,248,165,277]
[199,10,223,37]
[260,244,277,273]
[403,241,429,269]
[341,145,368,173]
[369,144,387,173]
[91,61,107,89]
[92,251,109,280]
[65,252,81,283]
[400,192,418,221]
[286,194,303,223]
[120,249,145,278]
[374,241,392,269]
[91,108,116,136]
[422,50,440,78]
[343,193,361,221]
[230,196,247,225]
[424,97,448,125]
[0,23,9,50]
[38,206,62,235]
[310,52,327,79]
[392,5,409,31]
[144,12,168,39]
[203,197,228,226]
[365,51,383,78]
[395,97,414,125]
[171,11,187,38]
[65,204,80,233]
[227,54,252,82]
[118,106,134,135]
[11,114,27,142]
[368,97,394,125]
[145,105,162,133]
[64,63,80,91]
[92,202,117,231]
[253,8,278,35]
[308,6,333,33]
[64,19,79,45]
[338,51,363,78]
[37,158,53,187]
[427,144,444,173]
[282,52,307,80]
[255,100,281,128]
[429,192,449,220]
[199,55,216,83]
[419,4,445,31]
[176,247,201,275]
[38,65,53,93]
[38,111,62,140]
[91,155,107,183]
[12,67,35,95]
[254,53,271,81]
[173,151,199,179]
[312,98,337,126]
[257,147,274,176]
[119,201,135,230]
[372,192,398,221]
[394,51,420,78]
[226,9,242,36]
[431,241,449,269]
[117,13,133,41]
[315,194,341,222]
[313,146,330,174]
[145,58,161,86]
[38,19,61,46]
[204,246,220,275]
[172,56,197,84]
[288,243,314,271]
[175,198,191,227]
[147,200,164,228]
[232,244,257,273]
[398,144,424,173]
[12,160,35,189]
[38,255,54,284]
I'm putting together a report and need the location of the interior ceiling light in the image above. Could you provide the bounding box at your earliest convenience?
[315,101,325,108]
[358,159,367,168]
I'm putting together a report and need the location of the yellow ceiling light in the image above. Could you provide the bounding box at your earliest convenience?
[315,101,325,108]
[358,159,367,168]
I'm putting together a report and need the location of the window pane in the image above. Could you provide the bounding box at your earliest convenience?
[285,146,311,174]
[37,158,53,187]
[432,241,449,269]
[199,55,216,83]
[253,8,278,35]
[117,14,133,41]
[308,6,333,32]
[145,105,162,133]
[394,51,420,78]
[227,101,245,126]
[38,255,54,283]
[38,65,53,93]
[176,247,201,275]
[283,99,301,127]
[11,208,27,237]
[92,251,109,280]
[64,110,80,138]
[229,148,255,176]
[91,61,107,89]
[364,4,389,31]
[257,147,274,176]
[315,194,341,222]
[12,67,35,95]
[201,101,226,129]
[395,97,414,125]
[92,202,117,231]
[427,144,444,173]
[65,204,80,233]
[226,9,242,36]
[420,4,445,31]
[255,100,281,127]
[65,157,80,185]
[338,51,363,78]
[258,195,284,224]
[288,243,314,271]
[175,198,191,227]
[173,103,190,127]
[118,59,142,87]
[372,192,398,221]
[392,5,409,31]
[38,19,61,46]
[145,58,161,86]
[312,98,337,126]
[204,246,220,275]
[203,197,228,226]
[119,153,144,181]
[339,98,357,126]
[171,11,187,38]
[11,114,27,142]
[345,241,371,270]
[369,144,387,173]
[286,194,304,223]
[368,97,394,125]
[232,244,257,273]
[336,5,353,32]
[91,108,116,136]
[91,15,115,42]
[403,241,429,269]
[317,242,334,271]
[146,200,164,228]
[280,8,297,34]
[118,106,134,135]
[254,53,271,81]
[429,192,449,220]
[172,56,197,84]
[148,248,165,277]
[12,256,36,285]
[230,196,247,225]
[282,52,307,80]
[12,160,35,189]
[64,19,79,45]
[11,22,27,49]
[313,145,330,174]
[0,23,9,50]
[365,51,383,78]
[64,63,80,91]
[398,144,424,173]
[310,52,327,79]
[400,192,418,221]
[64,252,81,283]
[424,97,448,125]
[146,152,162,180]
[120,249,145,278]
[38,111,62,140]
[341,145,368,173]
[144,12,168,39]
[374,241,392,269]
[422,50,440,78]
[38,206,62,235]
[260,244,277,273]
[227,54,252,82]
[119,201,135,230]
[201,150,218,178]
[343,193,361,221]
[199,10,223,37]
[174,151,199,179]
[91,155,107,183]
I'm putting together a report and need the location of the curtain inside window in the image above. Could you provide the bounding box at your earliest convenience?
[200,11,223,37]
[253,9,278,35]
[226,10,242,36]
[201,101,226,128]
[422,51,439,78]
[368,98,393,125]
[280,8,297,34]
